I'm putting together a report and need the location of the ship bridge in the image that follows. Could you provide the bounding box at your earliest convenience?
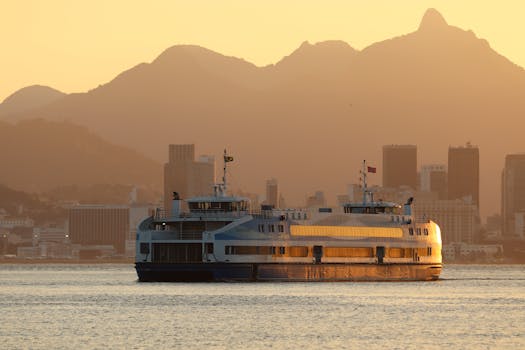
[343,202,402,214]
[187,196,250,214]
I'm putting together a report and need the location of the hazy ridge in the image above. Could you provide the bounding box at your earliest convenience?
[0,85,66,117]
[0,119,161,193]
[1,9,524,216]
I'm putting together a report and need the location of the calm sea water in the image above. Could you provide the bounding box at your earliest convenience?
[0,264,524,349]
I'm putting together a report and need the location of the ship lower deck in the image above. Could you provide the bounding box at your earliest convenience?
[135,262,442,282]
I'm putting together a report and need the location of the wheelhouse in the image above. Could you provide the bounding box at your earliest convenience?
[343,202,402,214]
[187,196,250,214]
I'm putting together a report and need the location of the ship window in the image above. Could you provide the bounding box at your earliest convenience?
[271,246,276,254]
[205,243,214,254]
[269,225,275,233]
[409,228,414,235]
[258,224,265,232]
[279,246,286,254]
[427,247,432,256]
[225,245,272,255]
[416,228,421,235]
[140,243,150,254]
[324,247,374,258]
[424,228,429,235]
[404,248,414,257]
[387,247,405,258]
[303,213,307,220]
[278,224,284,233]
[289,246,309,257]
[152,243,202,263]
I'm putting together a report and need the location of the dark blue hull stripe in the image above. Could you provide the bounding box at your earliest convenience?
[135,262,442,282]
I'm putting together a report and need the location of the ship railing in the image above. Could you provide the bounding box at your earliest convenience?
[170,232,203,240]
[153,207,287,221]
[154,208,254,221]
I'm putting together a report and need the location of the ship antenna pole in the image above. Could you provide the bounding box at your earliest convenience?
[362,160,368,205]
[223,149,227,196]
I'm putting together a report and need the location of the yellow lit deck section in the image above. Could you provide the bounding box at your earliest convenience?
[290,225,403,238]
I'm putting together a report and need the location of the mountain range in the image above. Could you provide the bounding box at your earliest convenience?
[1,8,524,217]
[0,119,161,193]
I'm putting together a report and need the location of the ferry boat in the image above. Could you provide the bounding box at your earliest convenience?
[135,152,442,282]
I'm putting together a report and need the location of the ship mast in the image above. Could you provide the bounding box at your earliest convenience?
[362,160,368,205]
[361,160,375,206]
[222,149,228,196]
[216,149,233,197]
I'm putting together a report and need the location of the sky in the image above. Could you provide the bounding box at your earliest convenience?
[1,0,524,102]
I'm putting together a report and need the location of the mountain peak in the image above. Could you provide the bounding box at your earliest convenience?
[418,8,448,31]
[0,85,66,118]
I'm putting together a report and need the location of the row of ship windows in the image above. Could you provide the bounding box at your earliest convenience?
[224,245,433,258]
[257,224,286,233]
[284,212,308,220]
[390,216,410,223]
[409,228,429,236]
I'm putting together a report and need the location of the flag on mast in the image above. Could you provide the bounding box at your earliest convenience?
[367,166,376,173]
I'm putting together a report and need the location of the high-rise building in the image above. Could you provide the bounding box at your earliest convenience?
[168,144,194,163]
[265,178,279,208]
[420,164,447,199]
[448,143,479,206]
[382,145,417,189]
[163,145,215,214]
[502,154,525,238]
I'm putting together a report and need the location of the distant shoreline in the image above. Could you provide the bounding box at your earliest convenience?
[0,258,134,264]
[0,259,523,265]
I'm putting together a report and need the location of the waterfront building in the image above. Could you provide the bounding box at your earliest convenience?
[501,153,525,238]
[0,217,34,229]
[336,194,350,206]
[68,205,129,254]
[346,184,362,202]
[306,191,326,208]
[442,242,503,262]
[420,164,447,199]
[414,198,479,244]
[382,145,417,189]
[126,206,153,257]
[485,214,502,239]
[32,226,69,244]
[265,178,280,208]
[514,213,525,239]
[448,143,479,206]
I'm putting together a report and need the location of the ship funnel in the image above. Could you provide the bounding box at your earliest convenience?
[171,192,181,217]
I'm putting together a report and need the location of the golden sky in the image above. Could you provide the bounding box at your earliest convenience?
[1,0,524,101]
